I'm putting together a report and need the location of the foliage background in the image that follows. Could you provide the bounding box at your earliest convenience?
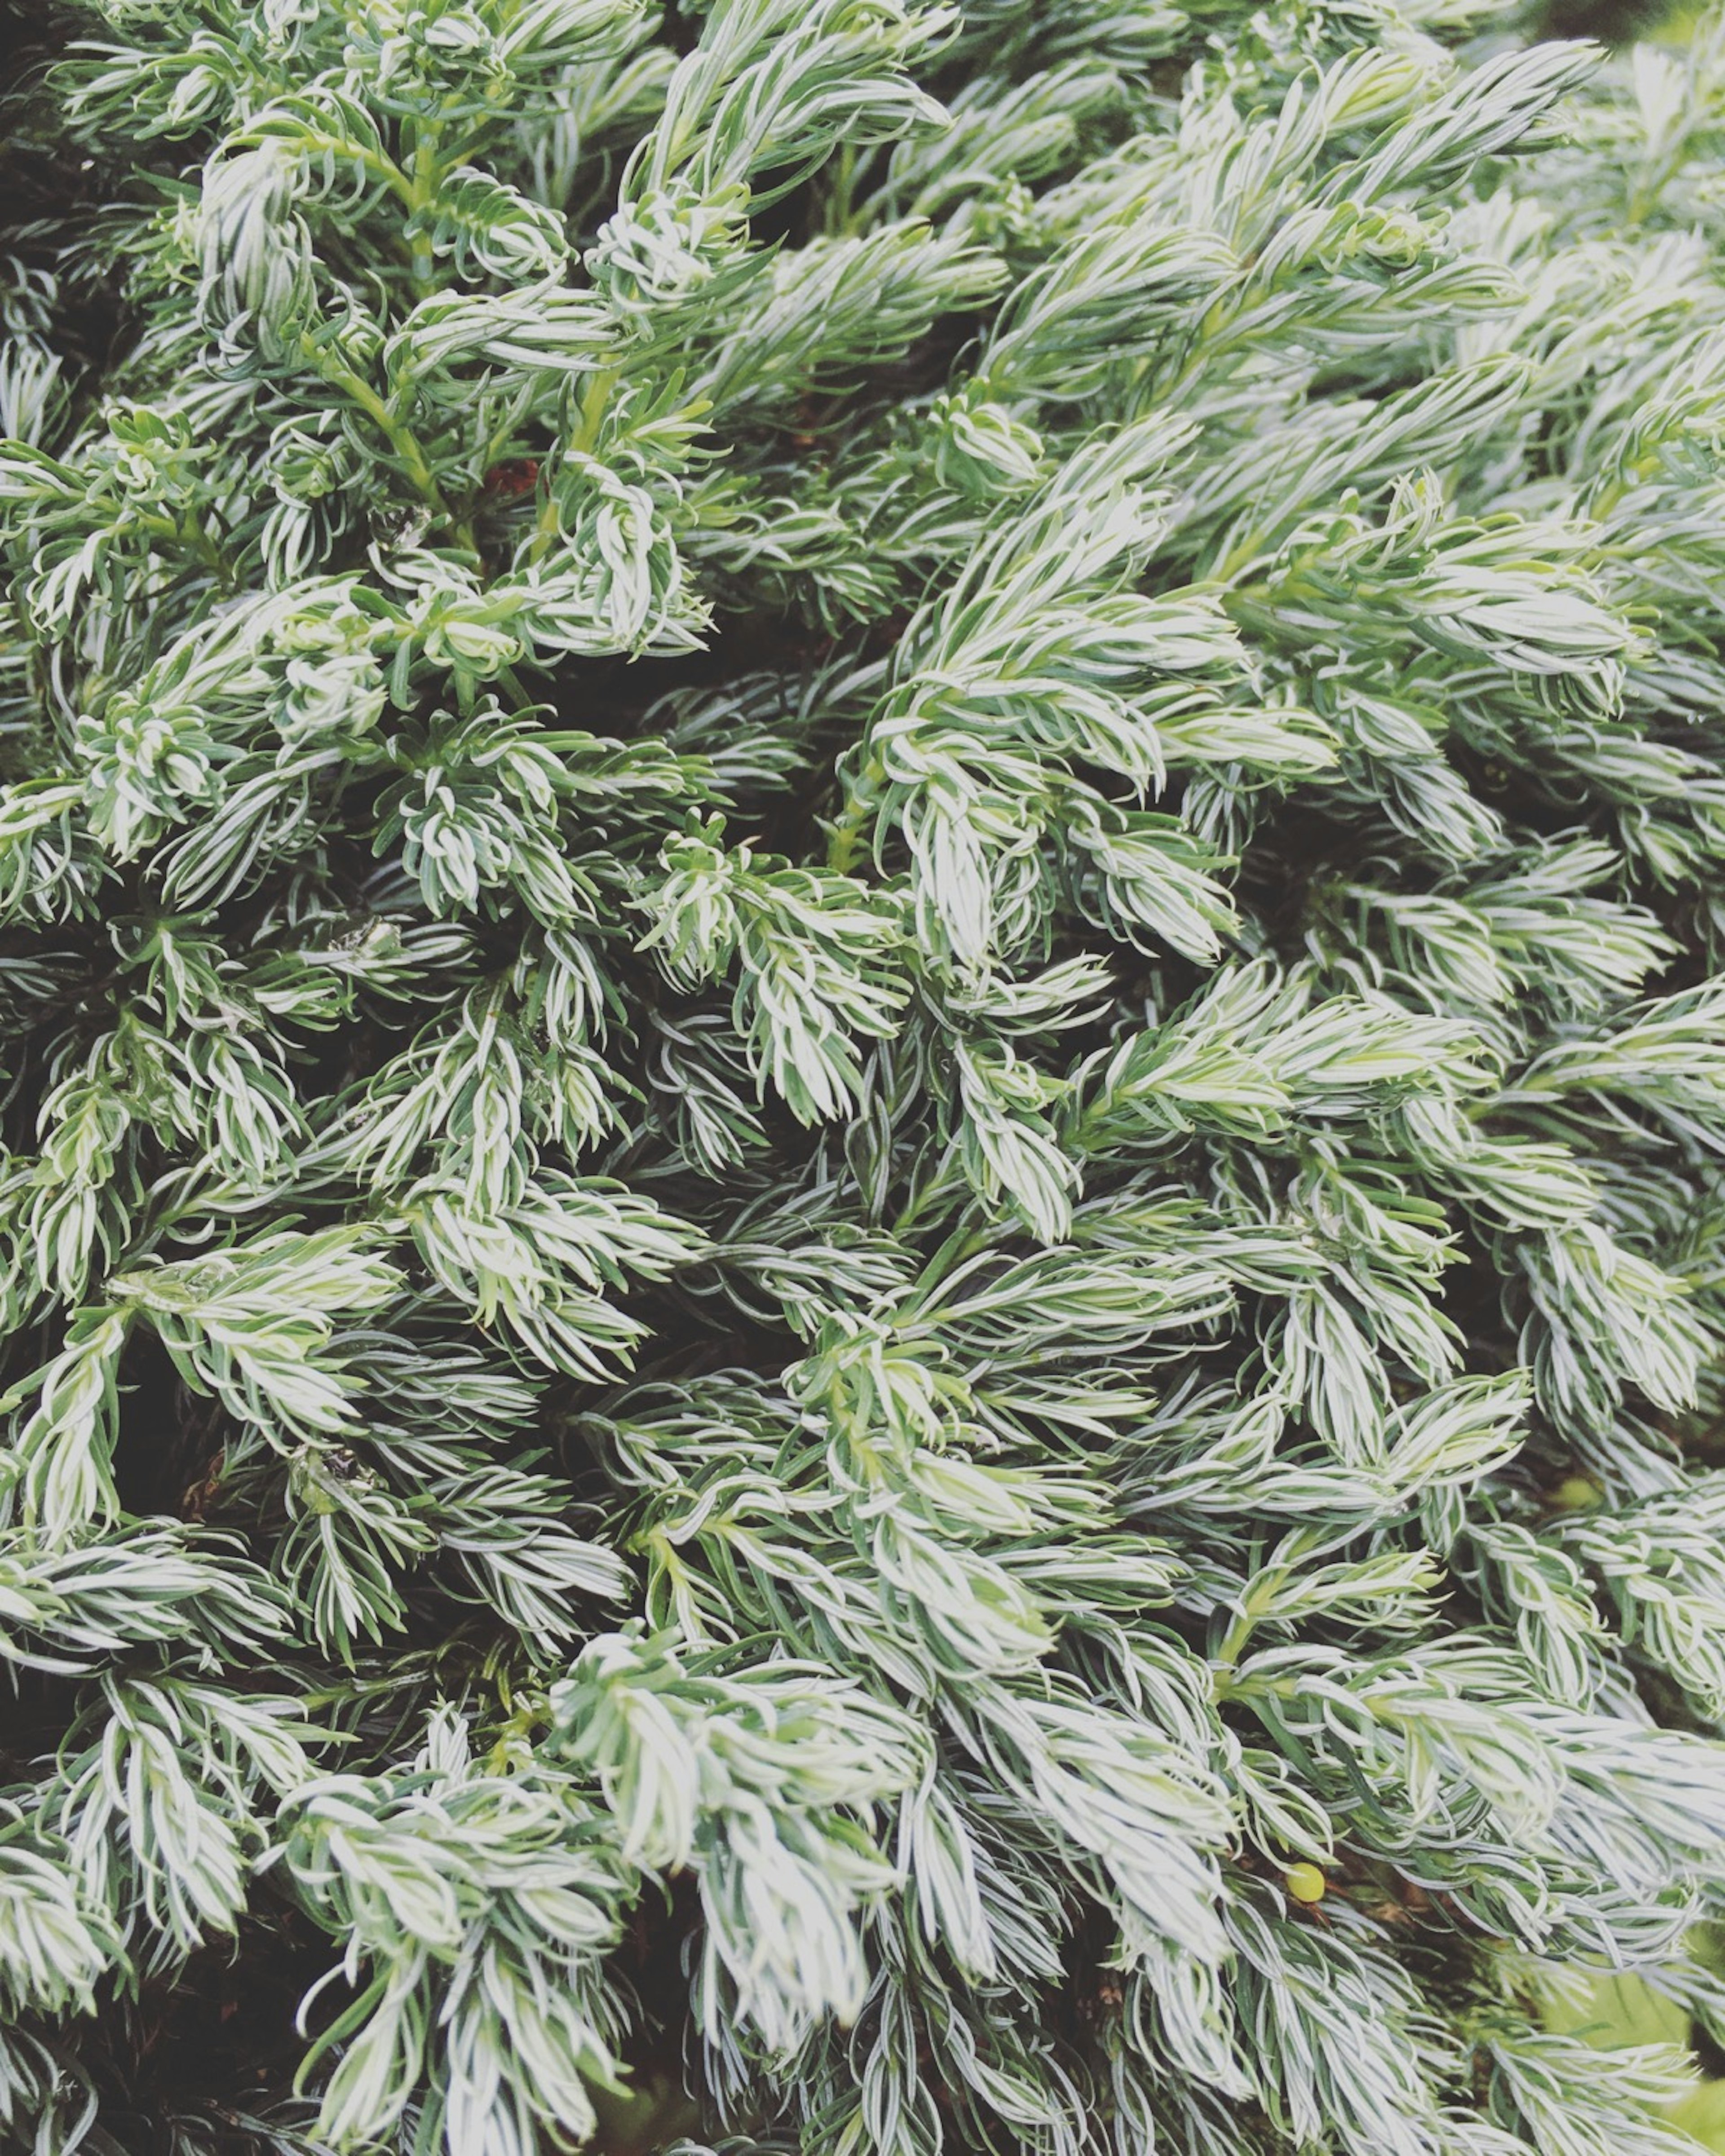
[9,0,1725,2152]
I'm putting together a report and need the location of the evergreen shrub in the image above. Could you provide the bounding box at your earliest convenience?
[5,1,1725,2151]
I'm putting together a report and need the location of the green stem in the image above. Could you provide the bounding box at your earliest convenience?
[1588,446,1664,522]
[1211,1570,1286,1676]
[177,509,232,584]
[526,365,620,567]
[133,505,234,587]
[300,332,458,534]
[826,751,887,873]
[288,128,415,210]
[406,121,447,295]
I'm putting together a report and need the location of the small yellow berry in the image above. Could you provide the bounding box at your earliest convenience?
[1284,1864,1327,1905]
[1552,1475,1600,1512]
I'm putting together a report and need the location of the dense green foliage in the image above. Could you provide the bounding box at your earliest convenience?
[5,0,1725,2151]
